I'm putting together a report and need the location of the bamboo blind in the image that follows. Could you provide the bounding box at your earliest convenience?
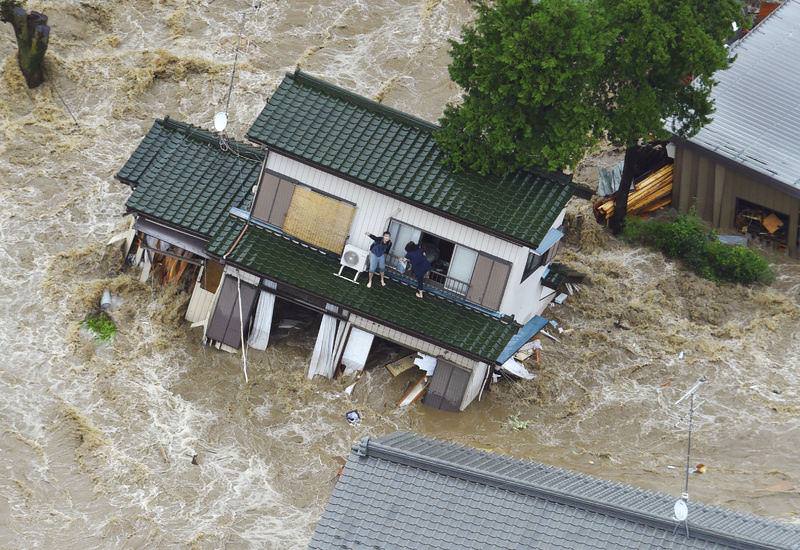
[283,186,356,254]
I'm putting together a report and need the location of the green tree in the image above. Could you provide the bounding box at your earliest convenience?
[438,0,741,233]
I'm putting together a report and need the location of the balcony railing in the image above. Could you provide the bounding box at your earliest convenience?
[383,252,472,298]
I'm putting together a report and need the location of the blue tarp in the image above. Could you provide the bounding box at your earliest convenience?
[496,315,549,364]
[534,228,564,255]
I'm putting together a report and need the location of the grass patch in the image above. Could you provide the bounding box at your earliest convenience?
[83,311,117,341]
[622,214,774,285]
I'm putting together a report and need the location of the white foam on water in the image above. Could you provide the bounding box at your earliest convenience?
[2,1,800,547]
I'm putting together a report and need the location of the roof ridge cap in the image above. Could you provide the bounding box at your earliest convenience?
[363,435,792,550]
[729,0,796,53]
[290,70,441,133]
[157,117,264,161]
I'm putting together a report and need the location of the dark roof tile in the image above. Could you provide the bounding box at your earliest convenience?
[119,118,263,238]
[208,219,519,362]
[247,71,575,247]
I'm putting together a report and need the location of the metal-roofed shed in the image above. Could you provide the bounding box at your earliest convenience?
[673,0,800,255]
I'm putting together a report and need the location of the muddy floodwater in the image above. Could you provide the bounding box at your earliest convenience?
[1,1,799,548]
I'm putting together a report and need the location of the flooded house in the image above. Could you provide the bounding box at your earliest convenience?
[116,70,575,411]
[670,0,800,255]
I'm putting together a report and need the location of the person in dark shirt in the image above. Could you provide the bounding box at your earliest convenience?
[366,231,392,288]
[404,242,431,299]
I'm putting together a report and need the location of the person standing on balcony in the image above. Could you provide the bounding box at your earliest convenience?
[404,242,431,299]
[366,231,392,288]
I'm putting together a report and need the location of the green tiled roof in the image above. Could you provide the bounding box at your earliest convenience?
[118,118,264,238]
[208,219,520,362]
[247,71,575,247]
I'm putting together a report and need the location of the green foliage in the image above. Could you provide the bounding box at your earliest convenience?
[623,215,773,285]
[84,311,117,341]
[438,0,742,174]
[438,0,607,174]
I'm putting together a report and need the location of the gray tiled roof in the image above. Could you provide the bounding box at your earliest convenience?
[309,432,800,550]
[686,0,800,192]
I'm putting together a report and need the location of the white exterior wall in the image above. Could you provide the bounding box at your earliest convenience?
[499,208,566,323]
[266,153,521,262]
[266,152,565,322]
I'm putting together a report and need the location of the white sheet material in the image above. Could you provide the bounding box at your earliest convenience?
[248,282,277,350]
[500,358,536,380]
[308,305,344,379]
[139,250,152,283]
[461,361,490,410]
[185,267,215,324]
[413,353,438,375]
[341,328,374,376]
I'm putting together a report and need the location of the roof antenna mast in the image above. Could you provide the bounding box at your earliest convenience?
[672,375,707,537]
[214,1,262,137]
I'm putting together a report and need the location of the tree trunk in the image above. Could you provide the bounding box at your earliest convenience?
[1,3,50,88]
[609,145,641,235]
[608,141,669,234]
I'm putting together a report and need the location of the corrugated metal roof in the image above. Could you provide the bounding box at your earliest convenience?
[309,432,800,549]
[686,0,800,191]
[247,71,575,247]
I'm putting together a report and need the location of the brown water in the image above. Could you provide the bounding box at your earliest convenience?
[1,1,799,548]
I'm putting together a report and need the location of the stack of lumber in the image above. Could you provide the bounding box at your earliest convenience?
[595,164,673,222]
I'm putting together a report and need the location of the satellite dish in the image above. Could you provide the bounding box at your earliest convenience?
[213,111,228,133]
[673,499,689,522]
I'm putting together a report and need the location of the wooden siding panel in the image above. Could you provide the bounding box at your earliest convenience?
[713,163,726,227]
[678,147,694,213]
[695,156,711,219]
[672,144,684,207]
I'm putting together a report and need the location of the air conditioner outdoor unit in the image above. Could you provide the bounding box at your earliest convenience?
[336,244,369,283]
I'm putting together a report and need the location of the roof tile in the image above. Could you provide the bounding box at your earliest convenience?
[247,71,575,247]
[118,118,263,238]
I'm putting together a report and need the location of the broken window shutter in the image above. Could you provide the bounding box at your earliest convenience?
[466,254,493,305]
[205,276,259,349]
[252,172,280,222]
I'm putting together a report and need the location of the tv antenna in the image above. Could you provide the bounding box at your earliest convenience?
[672,375,707,537]
[214,0,262,136]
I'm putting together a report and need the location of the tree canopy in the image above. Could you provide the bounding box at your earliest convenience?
[437,0,742,176]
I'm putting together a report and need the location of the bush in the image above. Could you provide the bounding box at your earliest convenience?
[622,214,773,285]
[84,311,117,341]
